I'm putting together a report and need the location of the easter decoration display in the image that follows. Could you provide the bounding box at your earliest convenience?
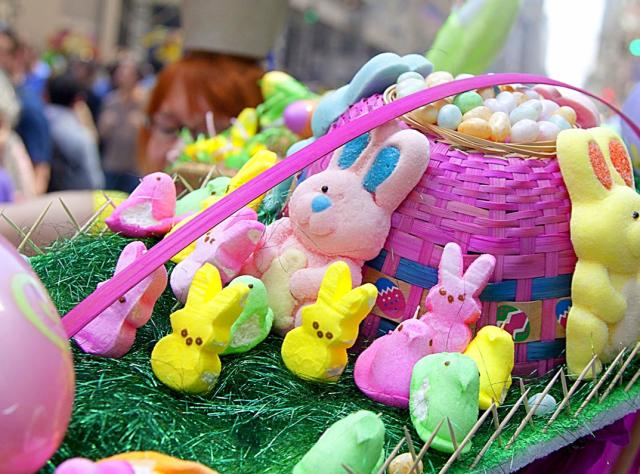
[151,264,249,394]
[409,352,480,454]
[420,242,496,353]
[555,127,640,377]
[354,318,434,408]
[0,235,75,474]
[175,177,231,217]
[281,261,377,382]
[249,120,430,332]
[463,325,514,409]
[74,241,168,358]
[292,410,385,474]
[55,452,218,474]
[105,172,177,237]
[221,275,274,355]
[169,208,264,303]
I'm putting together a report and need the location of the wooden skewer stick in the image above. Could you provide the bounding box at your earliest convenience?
[342,464,356,474]
[18,201,52,253]
[506,370,562,448]
[600,342,640,403]
[200,164,218,188]
[176,173,194,193]
[0,212,43,254]
[490,403,503,446]
[471,388,531,469]
[543,360,597,432]
[575,348,627,417]
[76,198,113,237]
[519,378,534,428]
[412,305,421,319]
[624,365,640,392]
[559,369,570,413]
[438,403,495,474]
[376,437,406,474]
[403,426,418,461]
[58,198,81,232]
[406,418,445,474]
[446,418,458,452]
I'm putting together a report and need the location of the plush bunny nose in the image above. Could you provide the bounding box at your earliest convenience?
[311,195,332,213]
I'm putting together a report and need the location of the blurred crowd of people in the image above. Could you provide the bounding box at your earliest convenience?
[0,24,153,200]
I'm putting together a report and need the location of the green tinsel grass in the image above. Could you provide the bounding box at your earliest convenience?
[32,235,640,473]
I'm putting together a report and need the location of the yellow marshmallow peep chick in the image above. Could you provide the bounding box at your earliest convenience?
[168,149,277,263]
[463,325,514,410]
[556,127,640,378]
[281,261,378,382]
[151,264,249,394]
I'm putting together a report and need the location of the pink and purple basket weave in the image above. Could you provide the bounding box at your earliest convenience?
[306,94,574,376]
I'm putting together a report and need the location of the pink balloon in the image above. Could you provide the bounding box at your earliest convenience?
[0,235,75,473]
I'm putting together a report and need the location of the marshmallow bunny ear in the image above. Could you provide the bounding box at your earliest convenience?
[185,263,223,308]
[338,284,378,323]
[209,284,250,342]
[439,242,464,285]
[462,254,496,295]
[317,261,354,304]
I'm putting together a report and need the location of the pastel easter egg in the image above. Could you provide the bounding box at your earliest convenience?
[509,105,538,125]
[537,121,561,141]
[548,114,572,131]
[523,99,543,117]
[477,87,496,100]
[524,89,541,100]
[397,71,424,83]
[0,235,74,474]
[489,112,511,142]
[484,98,510,114]
[388,453,423,474]
[426,71,453,87]
[462,106,492,122]
[437,104,463,130]
[458,118,491,139]
[413,99,448,125]
[554,106,577,125]
[496,91,517,112]
[513,91,528,105]
[510,119,539,143]
[496,304,531,342]
[374,278,406,319]
[396,78,426,98]
[284,100,317,138]
[528,393,557,417]
[540,99,560,120]
[453,91,484,114]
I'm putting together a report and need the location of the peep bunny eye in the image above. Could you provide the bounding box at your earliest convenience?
[118,296,126,303]
[458,294,465,301]
[439,288,447,296]
[181,329,188,337]
[312,321,319,330]
[397,324,403,332]
[633,211,639,220]
[326,332,333,340]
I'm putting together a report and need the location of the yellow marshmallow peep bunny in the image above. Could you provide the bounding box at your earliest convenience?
[151,264,249,394]
[556,127,640,377]
[281,261,377,382]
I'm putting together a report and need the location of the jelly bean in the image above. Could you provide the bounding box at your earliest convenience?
[540,99,560,120]
[510,119,539,143]
[458,118,491,139]
[478,87,496,100]
[554,106,577,125]
[397,71,424,83]
[453,91,484,114]
[524,89,541,100]
[396,78,426,98]
[548,114,572,131]
[489,112,511,142]
[462,105,492,121]
[437,104,463,130]
[523,99,542,118]
[537,121,561,141]
[484,98,510,114]
[509,105,538,124]
[426,71,454,87]
[413,100,448,125]
[513,92,528,105]
[496,91,517,112]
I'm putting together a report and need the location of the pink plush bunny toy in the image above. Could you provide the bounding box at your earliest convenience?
[247,121,431,333]
[420,242,496,353]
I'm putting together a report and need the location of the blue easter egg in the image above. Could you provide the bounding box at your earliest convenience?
[397,71,424,83]
[509,105,538,125]
[437,104,463,130]
[549,115,572,131]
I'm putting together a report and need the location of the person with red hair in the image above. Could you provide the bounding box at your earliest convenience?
[138,0,288,175]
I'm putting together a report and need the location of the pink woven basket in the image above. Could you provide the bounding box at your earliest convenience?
[304,94,574,377]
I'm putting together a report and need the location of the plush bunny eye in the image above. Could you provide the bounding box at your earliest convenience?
[321,185,329,193]
[458,294,465,301]
[633,211,639,220]
[439,288,446,296]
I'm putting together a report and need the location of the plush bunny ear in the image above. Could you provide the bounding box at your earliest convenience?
[462,254,496,295]
[339,284,378,323]
[328,121,399,172]
[185,263,223,308]
[439,242,464,285]
[317,261,354,304]
[589,128,634,189]
[361,128,430,212]
[557,128,615,203]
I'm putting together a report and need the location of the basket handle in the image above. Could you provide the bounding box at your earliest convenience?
[62,73,640,337]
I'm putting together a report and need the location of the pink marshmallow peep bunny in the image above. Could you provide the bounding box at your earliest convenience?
[74,241,168,357]
[171,208,265,303]
[354,318,434,408]
[247,121,430,333]
[105,172,176,237]
[420,242,496,353]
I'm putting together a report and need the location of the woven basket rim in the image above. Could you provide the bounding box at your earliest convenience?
[384,85,571,160]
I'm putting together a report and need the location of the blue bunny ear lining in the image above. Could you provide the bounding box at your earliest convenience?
[363,146,401,193]
[338,133,371,169]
